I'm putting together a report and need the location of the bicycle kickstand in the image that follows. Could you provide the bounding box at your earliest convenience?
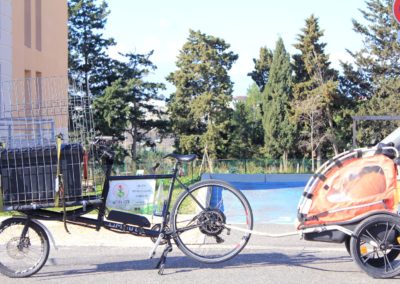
[155,239,173,275]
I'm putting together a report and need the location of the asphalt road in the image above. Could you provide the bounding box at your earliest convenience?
[1,223,400,284]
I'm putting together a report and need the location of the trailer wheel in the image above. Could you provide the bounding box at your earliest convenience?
[350,214,400,278]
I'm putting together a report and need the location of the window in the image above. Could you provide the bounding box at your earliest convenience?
[24,0,31,48]
[35,0,41,51]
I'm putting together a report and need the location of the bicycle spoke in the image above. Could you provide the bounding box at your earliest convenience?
[390,245,400,251]
[384,254,394,272]
[364,230,380,246]
[384,223,395,244]
[361,250,377,263]
[383,222,389,245]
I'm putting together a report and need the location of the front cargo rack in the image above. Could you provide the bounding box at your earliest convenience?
[0,77,102,210]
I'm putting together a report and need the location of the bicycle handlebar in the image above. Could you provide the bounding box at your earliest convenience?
[92,137,116,161]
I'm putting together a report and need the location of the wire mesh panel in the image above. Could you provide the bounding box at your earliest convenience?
[0,77,101,210]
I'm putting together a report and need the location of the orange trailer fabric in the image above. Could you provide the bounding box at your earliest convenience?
[302,154,398,227]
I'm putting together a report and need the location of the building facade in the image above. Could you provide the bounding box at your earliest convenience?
[0,0,68,147]
[0,0,68,82]
[0,0,13,83]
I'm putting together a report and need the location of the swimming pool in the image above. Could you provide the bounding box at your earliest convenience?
[230,181,306,224]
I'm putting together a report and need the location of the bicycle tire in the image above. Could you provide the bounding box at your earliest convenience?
[171,179,253,263]
[350,214,400,279]
[0,217,50,278]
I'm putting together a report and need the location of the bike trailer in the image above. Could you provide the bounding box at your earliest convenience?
[297,146,399,229]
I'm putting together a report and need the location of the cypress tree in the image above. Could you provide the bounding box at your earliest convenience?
[248,47,274,92]
[262,38,295,164]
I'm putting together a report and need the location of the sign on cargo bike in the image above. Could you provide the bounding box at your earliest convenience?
[107,179,156,213]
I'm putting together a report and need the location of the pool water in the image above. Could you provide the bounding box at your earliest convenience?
[230,182,306,224]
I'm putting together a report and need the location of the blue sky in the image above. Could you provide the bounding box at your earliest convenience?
[103,0,367,98]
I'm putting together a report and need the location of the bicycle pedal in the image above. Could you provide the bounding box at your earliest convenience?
[215,236,224,243]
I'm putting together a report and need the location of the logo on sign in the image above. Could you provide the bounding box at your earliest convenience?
[112,183,129,199]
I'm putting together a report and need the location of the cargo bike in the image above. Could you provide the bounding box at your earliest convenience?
[0,78,253,278]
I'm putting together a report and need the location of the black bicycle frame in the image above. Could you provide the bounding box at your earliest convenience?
[106,161,180,230]
[24,159,202,239]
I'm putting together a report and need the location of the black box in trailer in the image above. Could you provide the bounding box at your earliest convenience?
[0,143,83,206]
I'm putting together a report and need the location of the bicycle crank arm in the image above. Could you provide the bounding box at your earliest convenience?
[149,233,164,259]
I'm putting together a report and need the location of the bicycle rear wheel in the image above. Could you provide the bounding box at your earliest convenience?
[0,217,50,278]
[171,180,253,263]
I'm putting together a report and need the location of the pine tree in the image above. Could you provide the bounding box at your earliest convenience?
[68,0,116,96]
[292,15,341,168]
[262,38,295,164]
[93,51,166,161]
[341,0,400,143]
[167,30,238,159]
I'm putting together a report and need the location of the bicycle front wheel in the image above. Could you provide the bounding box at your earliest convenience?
[0,217,50,278]
[171,180,253,263]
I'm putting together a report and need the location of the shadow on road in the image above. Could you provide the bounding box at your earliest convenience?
[35,251,355,279]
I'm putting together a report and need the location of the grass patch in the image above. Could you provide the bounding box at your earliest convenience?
[0,211,25,217]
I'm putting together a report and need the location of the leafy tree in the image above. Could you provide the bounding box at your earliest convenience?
[248,47,273,92]
[261,38,295,165]
[341,0,400,144]
[94,51,166,161]
[167,30,238,159]
[292,15,342,166]
[68,0,116,97]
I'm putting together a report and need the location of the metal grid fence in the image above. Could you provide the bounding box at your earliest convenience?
[0,77,101,210]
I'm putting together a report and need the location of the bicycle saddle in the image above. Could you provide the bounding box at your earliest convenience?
[164,153,197,162]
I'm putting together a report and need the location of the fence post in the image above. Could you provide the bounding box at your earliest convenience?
[244,159,247,173]
[191,161,193,182]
